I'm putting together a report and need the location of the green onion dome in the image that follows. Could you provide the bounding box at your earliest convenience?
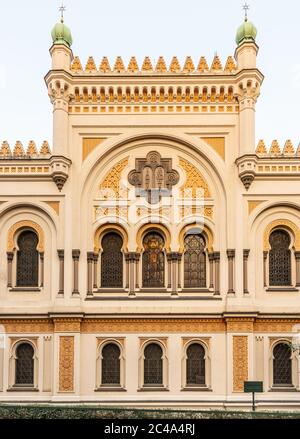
[236,18,257,46]
[51,19,73,47]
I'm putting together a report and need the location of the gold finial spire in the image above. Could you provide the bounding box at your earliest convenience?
[243,2,250,22]
[59,3,66,23]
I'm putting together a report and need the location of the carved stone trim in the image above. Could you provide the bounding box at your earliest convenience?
[263,220,300,251]
[233,336,248,392]
[7,221,45,252]
[128,151,179,204]
[59,336,74,392]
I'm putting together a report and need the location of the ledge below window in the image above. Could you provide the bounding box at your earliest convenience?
[269,386,298,392]
[138,386,169,392]
[9,287,41,292]
[7,386,39,392]
[95,386,127,392]
[181,386,212,392]
[266,287,299,292]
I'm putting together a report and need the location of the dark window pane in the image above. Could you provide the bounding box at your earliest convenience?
[269,230,291,286]
[186,344,206,386]
[101,233,123,288]
[15,343,34,385]
[142,233,165,288]
[184,234,206,288]
[16,231,39,287]
[144,343,163,385]
[273,343,292,386]
[101,343,121,385]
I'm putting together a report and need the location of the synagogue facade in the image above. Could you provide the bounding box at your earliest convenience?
[0,13,300,409]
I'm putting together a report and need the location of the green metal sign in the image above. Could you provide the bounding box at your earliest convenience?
[244,381,263,393]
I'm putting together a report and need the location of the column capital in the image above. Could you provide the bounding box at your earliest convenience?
[213,251,221,262]
[243,249,250,260]
[6,251,14,261]
[72,249,81,260]
[227,249,236,259]
[125,252,140,262]
[167,252,182,261]
[87,251,94,262]
[57,249,64,260]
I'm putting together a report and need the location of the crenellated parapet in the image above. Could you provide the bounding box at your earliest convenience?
[0,141,71,191]
[236,140,300,190]
[70,55,237,75]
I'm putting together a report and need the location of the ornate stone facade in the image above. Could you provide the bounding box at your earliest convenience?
[0,11,300,411]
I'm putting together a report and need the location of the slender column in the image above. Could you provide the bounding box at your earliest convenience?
[87,252,94,297]
[263,251,268,288]
[72,250,80,296]
[126,253,139,295]
[295,252,300,287]
[243,250,250,294]
[39,252,44,287]
[168,253,181,295]
[93,252,99,289]
[208,253,214,290]
[178,254,182,289]
[125,253,130,290]
[57,250,64,296]
[167,254,172,289]
[213,252,220,296]
[135,253,140,289]
[7,252,14,288]
[227,250,235,295]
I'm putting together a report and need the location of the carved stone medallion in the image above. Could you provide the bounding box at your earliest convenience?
[128,151,179,204]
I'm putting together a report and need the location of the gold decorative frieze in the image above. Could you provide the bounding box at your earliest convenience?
[99,158,129,199]
[254,319,300,333]
[59,336,74,392]
[81,319,226,334]
[226,318,254,333]
[82,138,107,161]
[179,158,211,198]
[54,318,82,333]
[233,336,248,392]
[201,137,225,160]
[0,319,53,333]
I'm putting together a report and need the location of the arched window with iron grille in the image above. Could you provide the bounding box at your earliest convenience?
[184,234,207,288]
[101,343,121,386]
[144,343,163,386]
[186,343,206,386]
[101,233,123,288]
[269,230,291,286]
[273,343,292,386]
[15,343,34,386]
[16,230,39,287]
[142,232,165,288]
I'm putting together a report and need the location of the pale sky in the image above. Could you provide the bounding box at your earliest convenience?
[0,0,300,150]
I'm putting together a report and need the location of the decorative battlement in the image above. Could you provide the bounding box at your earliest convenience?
[0,141,51,158]
[256,140,300,157]
[0,141,71,191]
[70,55,237,75]
[237,140,300,190]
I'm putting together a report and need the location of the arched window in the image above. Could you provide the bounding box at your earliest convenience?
[101,233,123,288]
[269,230,291,286]
[15,343,34,386]
[184,234,206,288]
[101,343,121,386]
[142,232,165,288]
[144,343,163,386]
[186,343,206,386]
[273,343,292,386]
[16,230,39,287]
